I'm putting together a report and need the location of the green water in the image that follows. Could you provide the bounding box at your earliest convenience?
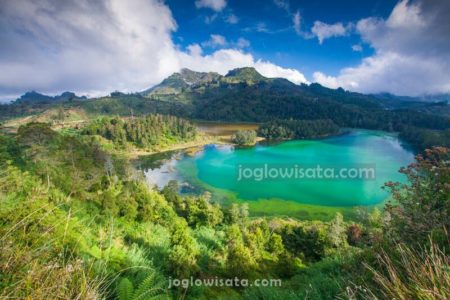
[175,130,414,207]
[142,130,414,218]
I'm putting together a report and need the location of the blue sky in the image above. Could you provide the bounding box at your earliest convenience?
[168,0,396,79]
[0,0,449,101]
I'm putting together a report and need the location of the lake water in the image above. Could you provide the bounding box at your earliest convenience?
[141,130,415,213]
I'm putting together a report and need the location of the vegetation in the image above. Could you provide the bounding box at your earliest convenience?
[81,114,197,150]
[0,119,448,299]
[231,130,257,145]
[0,68,449,298]
[1,68,448,152]
[258,119,339,140]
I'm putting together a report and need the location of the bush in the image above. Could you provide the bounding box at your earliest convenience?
[231,130,257,145]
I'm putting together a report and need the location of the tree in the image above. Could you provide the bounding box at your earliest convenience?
[327,212,347,248]
[226,203,248,225]
[384,147,449,246]
[231,130,257,146]
[225,224,256,276]
[168,219,199,278]
[17,122,56,146]
[268,233,284,257]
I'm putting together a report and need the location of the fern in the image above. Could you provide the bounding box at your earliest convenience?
[133,272,167,300]
[117,278,134,300]
[116,271,167,300]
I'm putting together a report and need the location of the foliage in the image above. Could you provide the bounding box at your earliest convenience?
[82,114,197,149]
[0,118,448,299]
[168,218,199,278]
[345,242,450,300]
[0,165,105,299]
[383,147,449,246]
[231,129,257,145]
[258,119,339,140]
[116,270,167,300]
[327,212,347,249]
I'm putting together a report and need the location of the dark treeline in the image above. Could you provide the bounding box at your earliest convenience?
[81,114,197,148]
[188,84,448,150]
[399,126,450,150]
[2,74,448,151]
[258,119,339,139]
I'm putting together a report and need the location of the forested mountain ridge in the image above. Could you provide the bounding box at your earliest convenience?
[1,67,449,150]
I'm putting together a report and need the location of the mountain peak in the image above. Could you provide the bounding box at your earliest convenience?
[142,68,222,96]
[225,67,265,81]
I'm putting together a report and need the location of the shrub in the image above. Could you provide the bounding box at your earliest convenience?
[231,130,257,145]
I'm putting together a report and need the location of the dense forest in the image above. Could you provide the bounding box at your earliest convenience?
[81,114,197,149]
[0,121,448,299]
[257,119,339,140]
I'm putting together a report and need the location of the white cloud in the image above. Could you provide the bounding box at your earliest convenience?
[293,11,301,35]
[0,0,308,101]
[187,44,203,56]
[236,38,250,48]
[313,72,339,89]
[311,21,348,44]
[226,14,239,24]
[202,34,227,48]
[195,0,226,12]
[255,61,309,84]
[352,44,363,52]
[0,0,180,98]
[313,0,450,96]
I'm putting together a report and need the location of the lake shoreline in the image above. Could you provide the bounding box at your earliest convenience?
[139,128,415,219]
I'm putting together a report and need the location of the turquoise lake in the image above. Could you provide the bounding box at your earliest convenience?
[143,130,415,210]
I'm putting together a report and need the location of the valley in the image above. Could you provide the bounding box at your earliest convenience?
[0,68,448,300]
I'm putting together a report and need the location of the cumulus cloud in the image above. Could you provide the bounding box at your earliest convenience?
[312,72,339,89]
[195,0,226,12]
[314,0,450,96]
[0,0,308,101]
[311,21,348,44]
[254,61,309,84]
[0,0,179,98]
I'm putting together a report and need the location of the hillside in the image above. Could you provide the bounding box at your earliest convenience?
[1,67,449,150]
[141,68,221,97]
